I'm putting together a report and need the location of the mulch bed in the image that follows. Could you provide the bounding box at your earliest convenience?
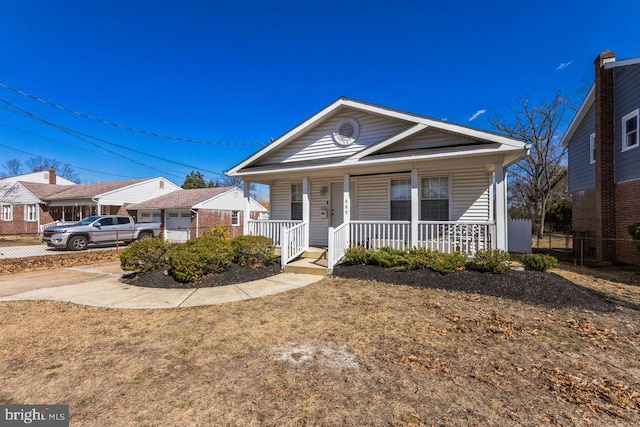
[122,261,282,289]
[333,264,618,311]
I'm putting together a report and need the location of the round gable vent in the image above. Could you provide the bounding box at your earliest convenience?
[333,118,360,146]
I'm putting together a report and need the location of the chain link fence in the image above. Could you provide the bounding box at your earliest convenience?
[532,233,640,266]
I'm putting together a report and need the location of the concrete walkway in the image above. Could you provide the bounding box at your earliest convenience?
[0,261,324,309]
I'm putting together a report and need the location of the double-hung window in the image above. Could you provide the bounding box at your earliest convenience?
[622,109,639,151]
[26,204,38,222]
[231,210,240,226]
[589,133,596,164]
[2,205,12,221]
[291,183,303,220]
[390,179,411,221]
[421,177,449,221]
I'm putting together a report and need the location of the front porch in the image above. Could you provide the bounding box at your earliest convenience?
[250,218,496,273]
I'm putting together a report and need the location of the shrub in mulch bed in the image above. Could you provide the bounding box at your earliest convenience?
[122,260,281,289]
[332,264,617,312]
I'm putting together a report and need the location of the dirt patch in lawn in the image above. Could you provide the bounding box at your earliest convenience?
[1,263,639,426]
[121,261,282,288]
[333,264,621,312]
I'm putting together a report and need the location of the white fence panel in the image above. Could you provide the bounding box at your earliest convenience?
[508,219,532,253]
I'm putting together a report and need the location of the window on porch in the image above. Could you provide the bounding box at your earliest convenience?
[291,183,303,220]
[390,179,411,220]
[421,177,449,220]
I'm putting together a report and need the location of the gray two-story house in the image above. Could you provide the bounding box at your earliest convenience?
[561,50,640,264]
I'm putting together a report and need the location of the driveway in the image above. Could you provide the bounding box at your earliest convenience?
[0,261,323,308]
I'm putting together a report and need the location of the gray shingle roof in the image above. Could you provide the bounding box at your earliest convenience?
[128,187,234,209]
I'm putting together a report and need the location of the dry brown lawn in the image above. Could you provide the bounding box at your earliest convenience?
[1,263,640,426]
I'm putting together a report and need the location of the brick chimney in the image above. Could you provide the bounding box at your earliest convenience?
[48,167,56,185]
[594,50,616,262]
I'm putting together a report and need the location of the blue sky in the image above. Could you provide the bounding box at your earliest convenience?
[0,0,638,192]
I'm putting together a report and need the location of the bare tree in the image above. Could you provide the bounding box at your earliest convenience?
[491,92,570,238]
[26,156,80,183]
[0,159,23,177]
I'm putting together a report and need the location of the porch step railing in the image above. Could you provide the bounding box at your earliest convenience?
[281,222,308,268]
[248,219,302,247]
[328,222,350,272]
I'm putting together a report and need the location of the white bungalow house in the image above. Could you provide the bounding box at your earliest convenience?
[226,98,529,272]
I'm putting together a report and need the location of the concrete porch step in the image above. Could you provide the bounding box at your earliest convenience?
[302,247,327,260]
[284,257,328,276]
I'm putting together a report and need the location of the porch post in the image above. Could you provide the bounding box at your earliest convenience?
[243,180,251,235]
[302,176,310,245]
[494,162,507,251]
[411,168,419,247]
[343,173,350,224]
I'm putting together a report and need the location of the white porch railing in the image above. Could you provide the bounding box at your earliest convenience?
[417,221,495,253]
[248,219,302,247]
[328,222,350,272]
[39,220,75,233]
[281,222,308,267]
[350,221,411,250]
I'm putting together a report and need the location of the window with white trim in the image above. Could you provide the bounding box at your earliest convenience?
[421,177,450,221]
[622,109,639,151]
[26,204,38,222]
[291,183,302,220]
[2,205,12,221]
[590,133,596,164]
[390,179,411,221]
[140,212,151,218]
[231,210,240,226]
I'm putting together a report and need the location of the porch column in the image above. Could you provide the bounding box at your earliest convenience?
[243,180,251,235]
[494,162,507,250]
[411,168,419,247]
[302,176,310,245]
[343,173,350,224]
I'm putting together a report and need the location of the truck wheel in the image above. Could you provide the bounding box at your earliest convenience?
[138,232,152,240]
[67,235,88,251]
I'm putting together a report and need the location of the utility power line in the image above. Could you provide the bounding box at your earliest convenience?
[0,81,266,146]
[0,98,226,179]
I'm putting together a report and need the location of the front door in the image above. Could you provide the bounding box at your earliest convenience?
[330,182,343,228]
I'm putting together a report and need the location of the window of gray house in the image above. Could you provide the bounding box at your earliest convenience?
[622,109,639,151]
[291,183,303,220]
[390,179,411,221]
[590,133,596,164]
[421,177,449,221]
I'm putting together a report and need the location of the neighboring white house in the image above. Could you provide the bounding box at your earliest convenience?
[0,168,75,198]
[127,186,268,243]
[0,177,181,234]
[227,97,529,271]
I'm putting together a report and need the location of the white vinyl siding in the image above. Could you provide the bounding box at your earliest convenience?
[97,178,181,206]
[379,127,480,153]
[256,110,412,165]
[622,109,639,151]
[270,180,291,220]
[355,173,409,221]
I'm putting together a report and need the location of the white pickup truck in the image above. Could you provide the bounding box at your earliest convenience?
[42,215,163,251]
